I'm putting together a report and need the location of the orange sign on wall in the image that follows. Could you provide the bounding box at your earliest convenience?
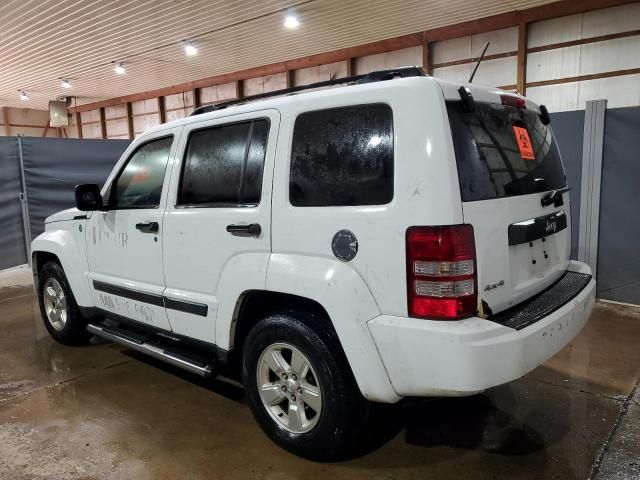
[513,126,535,160]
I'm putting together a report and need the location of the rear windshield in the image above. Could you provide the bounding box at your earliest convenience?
[447,101,566,202]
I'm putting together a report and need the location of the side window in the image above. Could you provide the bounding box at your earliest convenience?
[290,104,393,207]
[111,136,173,209]
[178,119,269,206]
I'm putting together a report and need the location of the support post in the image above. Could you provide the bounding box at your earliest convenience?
[422,42,432,75]
[126,102,134,139]
[99,107,107,139]
[17,136,32,265]
[2,107,10,136]
[192,88,200,108]
[517,22,528,94]
[286,70,295,88]
[578,99,607,278]
[75,111,83,138]
[158,96,166,124]
[346,58,356,76]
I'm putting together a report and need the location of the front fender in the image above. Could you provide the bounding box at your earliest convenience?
[31,229,92,307]
[265,254,400,403]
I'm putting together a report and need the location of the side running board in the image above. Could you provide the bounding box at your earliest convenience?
[87,323,215,377]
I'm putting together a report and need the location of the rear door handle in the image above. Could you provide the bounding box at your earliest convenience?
[135,221,159,233]
[226,223,261,237]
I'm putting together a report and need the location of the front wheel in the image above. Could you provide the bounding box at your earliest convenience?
[37,261,91,346]
[242,313,368,460]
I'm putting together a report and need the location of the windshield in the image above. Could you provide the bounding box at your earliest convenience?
[447,100,566,202]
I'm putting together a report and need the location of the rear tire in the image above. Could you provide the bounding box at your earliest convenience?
[37,261,91,346]
[242,312,368,460]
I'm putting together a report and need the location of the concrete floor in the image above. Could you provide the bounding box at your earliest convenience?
[1,268,639,480]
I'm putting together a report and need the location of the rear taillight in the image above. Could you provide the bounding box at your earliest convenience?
[406,225,477,320]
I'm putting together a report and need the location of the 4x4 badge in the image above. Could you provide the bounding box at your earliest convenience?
[484,280,505,292]
[332,230,358,262]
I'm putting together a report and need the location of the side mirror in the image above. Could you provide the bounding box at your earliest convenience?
[75,184,103,211]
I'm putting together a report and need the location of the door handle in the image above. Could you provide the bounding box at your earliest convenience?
[226,223,261,237]
[136,221,159,233]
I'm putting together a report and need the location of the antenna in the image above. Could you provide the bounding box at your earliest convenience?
[468,42,490,83]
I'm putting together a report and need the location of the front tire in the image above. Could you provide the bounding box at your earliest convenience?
[242,313,368,460]
[37,261,91,346]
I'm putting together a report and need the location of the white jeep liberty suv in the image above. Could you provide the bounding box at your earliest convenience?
[32,67,595,459]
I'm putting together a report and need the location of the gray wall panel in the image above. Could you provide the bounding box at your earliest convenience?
[0,138,27,269]
[550,110,584,260]
[21,138,129,238]
[597,107,640,303]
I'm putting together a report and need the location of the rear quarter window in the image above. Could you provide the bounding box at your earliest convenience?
[289,103,393,207]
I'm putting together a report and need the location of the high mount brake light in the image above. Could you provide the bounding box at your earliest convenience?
[406,225,477,320]
[500,94,526,109]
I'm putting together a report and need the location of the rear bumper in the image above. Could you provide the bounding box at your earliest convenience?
[367,261,595,398]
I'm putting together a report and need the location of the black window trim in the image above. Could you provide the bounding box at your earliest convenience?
[175,117,271,209]
[107,134,175,211]
[288,102,395,208]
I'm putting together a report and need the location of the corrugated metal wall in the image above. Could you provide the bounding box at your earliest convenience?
[45,3,636,141]
[3,3,638,140]
[526,4,640,111]
[0,107,74,138]
[433,26,518,88]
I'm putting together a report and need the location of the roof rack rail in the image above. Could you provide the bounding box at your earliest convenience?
[190,66,426,116]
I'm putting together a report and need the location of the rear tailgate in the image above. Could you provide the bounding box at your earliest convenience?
[443,84,570,315]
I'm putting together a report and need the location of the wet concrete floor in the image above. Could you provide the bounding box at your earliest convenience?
[0,281,639,479]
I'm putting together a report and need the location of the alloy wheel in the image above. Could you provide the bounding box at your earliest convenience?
[43,278,68,331]
[256,342,323,433]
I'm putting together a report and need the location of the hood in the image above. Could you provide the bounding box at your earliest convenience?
[45,208,84,224]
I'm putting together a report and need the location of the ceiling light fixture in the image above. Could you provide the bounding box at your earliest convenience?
[61,78,71,89]
[19,90,28,101]
[284,14,300,29]
[114,62,126,74]
[184,41,198,56]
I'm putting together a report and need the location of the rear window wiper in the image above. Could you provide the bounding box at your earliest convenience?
[534,177,548,192]
[541,187,570,207]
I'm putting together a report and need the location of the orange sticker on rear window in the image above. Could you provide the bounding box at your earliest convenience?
[513,126,535,160]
